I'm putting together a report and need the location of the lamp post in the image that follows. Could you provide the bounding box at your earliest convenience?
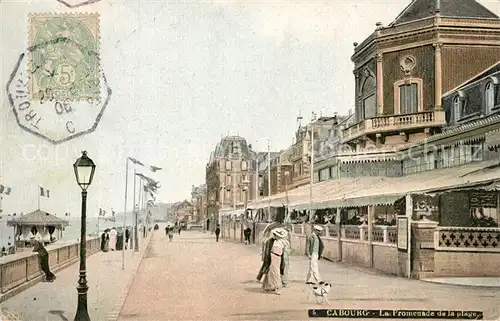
[284,170,290,222]
[73,151,96,321]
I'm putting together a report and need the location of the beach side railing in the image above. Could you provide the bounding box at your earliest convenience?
[0,237,100,296]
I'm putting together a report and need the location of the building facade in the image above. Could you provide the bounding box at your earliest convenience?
[206,136,262,220]
[172,200,193,222]
[191,184,207,223]
[316,0,500,181]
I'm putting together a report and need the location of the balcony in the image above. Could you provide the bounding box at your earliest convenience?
[342,110,446,143]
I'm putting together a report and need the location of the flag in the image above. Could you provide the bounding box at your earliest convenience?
[39,186,50,198]
[150,165,162,172]
[0,185,11,195]
[128,157,144,166]
[135,172,146,180]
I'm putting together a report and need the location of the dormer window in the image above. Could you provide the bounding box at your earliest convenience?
[485,81,495,112]
[453,95,463,121]
[232,142,239,155]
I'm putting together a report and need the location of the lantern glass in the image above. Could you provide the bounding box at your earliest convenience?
[73,151,96,190]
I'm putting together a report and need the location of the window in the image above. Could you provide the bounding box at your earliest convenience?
[226,174,232,186]
[241,160,247,171]
[399,84,418,114]
[485,82,495,112]
[471,144,483,161]
[359,71,376,121]
[319,168,330,181]
[225,161,232,170]
[231,142,239,155]
[453,96,462,121]
[363,94,376,119]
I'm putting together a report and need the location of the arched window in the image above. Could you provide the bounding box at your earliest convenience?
[453,96,462,121]
[485,82,495,112]
[361,75,376,119]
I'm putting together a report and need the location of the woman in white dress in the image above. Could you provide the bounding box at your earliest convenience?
[262,228,287,295]
[109,228,117,251]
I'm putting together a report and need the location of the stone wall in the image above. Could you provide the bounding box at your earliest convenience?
[221,221,500,279]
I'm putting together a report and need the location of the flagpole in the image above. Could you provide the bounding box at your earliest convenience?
[309,119,315,223]
[122,159,129,270]
[133,170,138,252]
[267,140,271,222]
[37,185,40,210]
[134,177,140,251]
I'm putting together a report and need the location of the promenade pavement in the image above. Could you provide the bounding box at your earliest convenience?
[118,231,500,321]
[0,230,154,321]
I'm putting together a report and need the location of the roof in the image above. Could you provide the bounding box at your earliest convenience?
[7,210,69,227]
[248,161,500,210]
[391,0,498,26]
[398,113,500,151]
[443,60,500,97]
[208,136,252,163]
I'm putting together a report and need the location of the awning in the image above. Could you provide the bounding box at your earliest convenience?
[290,161,500,210]
[220,209,244,216]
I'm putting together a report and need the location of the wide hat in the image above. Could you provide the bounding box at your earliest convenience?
[272,228,287,238]
[313,225,324,231]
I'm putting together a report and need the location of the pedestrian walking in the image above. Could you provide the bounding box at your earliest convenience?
[125,227,130,250]
[305,225,324,285]
[100,230,109,252]
[256,232,274,281]
[244,226,252,245]
[33,240,56,282]
[168,227,174,242]
[109,228,117,251]
[281,228,291,287]
[215,224,221,242]
[261,229,287,295]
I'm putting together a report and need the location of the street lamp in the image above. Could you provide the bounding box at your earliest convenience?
[284,170,290,223]
[73,151,96,321]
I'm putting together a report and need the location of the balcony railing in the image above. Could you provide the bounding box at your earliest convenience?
[342,110,445,143]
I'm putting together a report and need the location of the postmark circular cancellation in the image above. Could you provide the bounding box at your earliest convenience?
[6,13,112,144]
[56,0,102,8]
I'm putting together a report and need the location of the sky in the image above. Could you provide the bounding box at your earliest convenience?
[1,0,500,218]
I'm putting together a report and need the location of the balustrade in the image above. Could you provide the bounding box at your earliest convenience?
[0,237,100,294]
[435,227,500,251]
[342,111,441,142]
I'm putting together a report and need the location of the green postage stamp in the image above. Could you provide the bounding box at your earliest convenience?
[28,13,100,101]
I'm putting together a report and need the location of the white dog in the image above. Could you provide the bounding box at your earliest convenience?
[307,282,332,305]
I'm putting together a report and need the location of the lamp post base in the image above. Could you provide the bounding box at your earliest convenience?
[74,272,90,321]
